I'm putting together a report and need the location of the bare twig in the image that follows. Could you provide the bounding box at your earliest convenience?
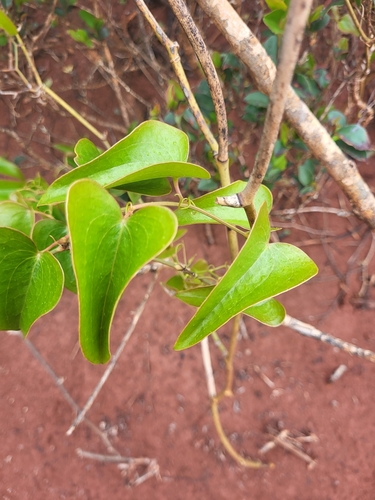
[217,0,313,225]
[67,275,158,435]
[283,314,375,362]
[200,337,217,398]
[134,0,218,155]
[260,429,317,469]
[166,0,228,166]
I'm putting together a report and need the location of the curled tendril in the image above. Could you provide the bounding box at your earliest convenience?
[178,197,196,210]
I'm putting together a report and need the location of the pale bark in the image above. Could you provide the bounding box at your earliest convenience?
[196,0,375,229]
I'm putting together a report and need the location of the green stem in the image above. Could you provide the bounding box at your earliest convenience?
[130,200,248,238]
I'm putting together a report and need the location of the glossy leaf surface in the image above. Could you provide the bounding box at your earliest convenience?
[39,121,209,205]
[0,201,34,235]
[0,228,64,334]
[175,182,272,228]
[176,286,285,326]
[32,219,77,293]
[174,203,318,350]
[67,179,177,363]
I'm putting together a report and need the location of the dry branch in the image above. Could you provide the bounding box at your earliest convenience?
[196,0,375,229]
[283,314,375,362]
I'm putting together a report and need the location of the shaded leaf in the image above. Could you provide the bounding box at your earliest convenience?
[0,157,25,180]
[67,179,177,363]
[39,121,209,205]
[174,203,318,350]
[175,182,272,228]
[32,219,77,293]
[337,124,372,151]
[0,228,64,334]
[244,91,269,108]
[335,140,373,161]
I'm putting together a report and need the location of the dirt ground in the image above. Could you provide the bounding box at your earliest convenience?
[1,3,375,499]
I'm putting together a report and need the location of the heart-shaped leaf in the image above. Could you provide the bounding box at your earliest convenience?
[0,227,64,334]
[74,138,101,166]
[174,203,318,350]
[175,182,272,228]
[39,121,209,205]
[67,179,178,363]
[175,286,285,326]
[32,219,77,293]
[0,201,34,235]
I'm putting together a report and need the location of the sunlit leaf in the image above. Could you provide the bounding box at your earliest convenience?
[174,203,318,350]
[0,201,34,235]
[67,179,178,363]
[0,10,17,36]
[74,138,101,166]
[263,10,286,35]
[39,121,209,205]
[338,14,359,36]
[0,228,64,334]
[175,286,285,326]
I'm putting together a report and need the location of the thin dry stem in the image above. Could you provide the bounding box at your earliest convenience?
[166,0,228,164]
[283,314,375,362]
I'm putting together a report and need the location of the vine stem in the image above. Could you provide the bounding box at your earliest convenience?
[130,200,248,238]
[217,0,313,225]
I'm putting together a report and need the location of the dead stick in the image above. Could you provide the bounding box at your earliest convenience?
[283,314,375,362]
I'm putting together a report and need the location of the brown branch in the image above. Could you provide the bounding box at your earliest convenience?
[225,0,313,225]
[196,0,375,229]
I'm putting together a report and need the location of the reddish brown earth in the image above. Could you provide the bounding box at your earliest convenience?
[1,5,375,499]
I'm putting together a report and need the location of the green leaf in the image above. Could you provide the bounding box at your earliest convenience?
[174,203,318,350]
[335,140,373,161]
[295,74,320,98]
[0,157,25,180]
[337,124,372,151]
[265,0,287,10]
[298,159,316,187]
[67,29,93,48]
[338,14,359,35]
[32,219,77,293]
[74,138,101,165]
[0,10,17,36]
[0,228,64,334]
[244,91,269,108]
[263,35,278,64]
[0,180,25,201]
[0,201,34,235]
[175,182,272,229]
[176,286,285,326]
[263,10,286,35]
[39,121,209,205]
[113,178,171,197]
[79,9,103,31]
[326,110,346,128]
[67,179,178,363]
